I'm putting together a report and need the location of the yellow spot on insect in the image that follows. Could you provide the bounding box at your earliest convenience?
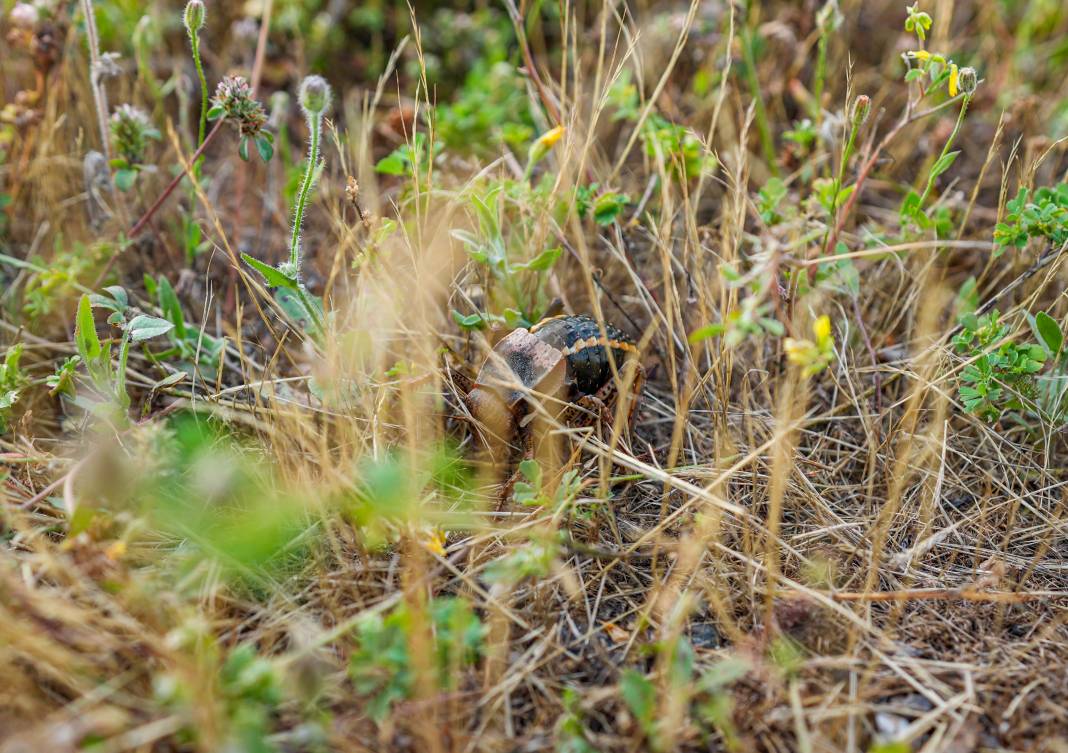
[910,50,931,62]
[529,314,567,334]
[949,63,959,97]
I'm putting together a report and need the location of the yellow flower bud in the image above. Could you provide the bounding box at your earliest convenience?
[526,125,566,176]
[537,125,566,149]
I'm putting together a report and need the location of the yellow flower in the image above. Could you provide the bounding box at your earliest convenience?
[422,528,447,557]
[784,316,836,377]
[783,338,806,360]
[537,125,566,149]
[949,63,959,97]
[813,315,832,344]
[910,50,931,61]
[105,540,127,560]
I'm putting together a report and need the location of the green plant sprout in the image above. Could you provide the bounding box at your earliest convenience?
[109,104,160,192]
[953,309,1046,421]
[74,292,174,421]
[241,75,330,337]
[0,344,28,433]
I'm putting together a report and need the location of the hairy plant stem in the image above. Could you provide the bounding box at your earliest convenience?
[290,116,321,273]
[81,0,111,161]
[189,27,209,152]
[296,285,324,336]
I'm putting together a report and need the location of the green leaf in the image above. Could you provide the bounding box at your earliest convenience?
[153,371,188,389]
[502,308,530,329]
[518,459,541,487]
[515,247,562,272]
[157,276,187,340]
[207,106,224,120]
[375,153,406,176]
[688,323,725,343]
[126,315,174,342]
[89,293,124,313]
[114,168,137,192]
[255,134,274,163]
[275,287,314,327]
[451,310,485,330]
[959,312,979,332]
[238,137,250,162]
[241,253,298,289]
[75,295,102,365]
[719,263,741,283]
[620,669,655,731]
[955,277,978,318]
[1033,311,1063,357]
[592,192,630,225]
[899,190,922,222]
[698,657,750,691]
[929,150,960,179]
[104,285,128,309]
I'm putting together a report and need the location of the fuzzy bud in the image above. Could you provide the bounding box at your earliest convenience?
[184,0,206,34]
[958,67,978,96]
[850,95,871,127]
[10,3,38,29]
[816,0,842,34]
[298,75,332,118]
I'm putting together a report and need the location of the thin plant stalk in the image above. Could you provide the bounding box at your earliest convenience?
[740,25,778,176]
[184,1,209,180]
[812,18,831,126]
[189,27,208,148]
[285,75,332,336]
[290,113,321,273]
[917,95,971,210]
[822,116,862,250]
[81,0,111,161]
[812,1,841,132]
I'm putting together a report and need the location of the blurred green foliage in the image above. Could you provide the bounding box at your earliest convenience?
[349,596,485,722]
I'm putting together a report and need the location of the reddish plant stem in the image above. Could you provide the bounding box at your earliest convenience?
[821,93,970,255]
[226,0,275,314]
[128,119,225,239]
[822,122,903,256]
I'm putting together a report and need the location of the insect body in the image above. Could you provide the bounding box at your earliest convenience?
[466,315,642,448]
[527,314,639,398]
